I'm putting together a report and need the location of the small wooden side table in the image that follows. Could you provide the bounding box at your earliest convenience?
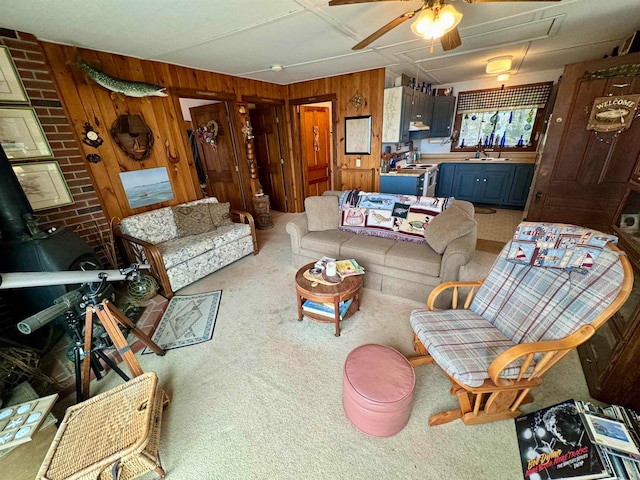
[295,262,363,336]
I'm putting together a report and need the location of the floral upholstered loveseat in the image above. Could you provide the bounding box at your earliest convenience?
[115,197,257,297]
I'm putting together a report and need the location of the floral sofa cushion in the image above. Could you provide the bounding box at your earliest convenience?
[119,207,178,244]
[119,197,222,243]
[158,223,252,269]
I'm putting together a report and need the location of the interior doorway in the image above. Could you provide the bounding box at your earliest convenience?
[177,95,247,210]
[248,101,288,212]
[189,102,245,210]
[300,104,333,197]
[290,95,336,209]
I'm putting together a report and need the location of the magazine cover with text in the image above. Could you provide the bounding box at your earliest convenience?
[514,399,612,480]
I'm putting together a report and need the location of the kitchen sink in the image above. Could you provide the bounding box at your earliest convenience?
[463,157,510,162]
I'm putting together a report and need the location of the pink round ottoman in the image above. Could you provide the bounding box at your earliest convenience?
[343,344,416,437]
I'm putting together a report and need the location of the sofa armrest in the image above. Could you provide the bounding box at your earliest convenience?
[439,230,477,283]
[114,227,174,298]
[230,209,258,254]
[285,214,309,255]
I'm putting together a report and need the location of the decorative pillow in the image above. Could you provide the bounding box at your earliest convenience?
[208,202,232,228]
[172,204,215,237]
[305,196,340,232]
[423,202,477,254]
[506,222,617,274]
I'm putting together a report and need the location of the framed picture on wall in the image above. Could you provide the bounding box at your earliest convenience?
[120,167,174,209]
[12,161,74,211]
[344,115,372,155]
[0,46,29,104]
[0,107,53,159]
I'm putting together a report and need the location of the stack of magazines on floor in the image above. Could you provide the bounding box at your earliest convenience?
[514,398,640,479]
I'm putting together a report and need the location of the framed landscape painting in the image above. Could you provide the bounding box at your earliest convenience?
[120,167,174,209]
[0,107,53,160]
[0,46,29,104]
[12,161,74,211]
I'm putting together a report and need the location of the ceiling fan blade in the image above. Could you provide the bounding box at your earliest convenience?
[440,27,461,51]
[352,8,421,50]
[329,0,410,5]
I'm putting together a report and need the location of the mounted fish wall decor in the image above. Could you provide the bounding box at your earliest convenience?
[111,114,154,161]
[76,58,167,99]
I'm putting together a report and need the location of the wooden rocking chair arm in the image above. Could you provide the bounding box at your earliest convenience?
[488,324,596,383]
[426,280,484,310]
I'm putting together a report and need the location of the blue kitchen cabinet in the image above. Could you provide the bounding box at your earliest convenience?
[451,165,484,202]
[435,162,534,207]
[435,163,455,197]
[506,164,535,207]
[380,174,424,195]
[477,165,513,204]
[429,96,456,138]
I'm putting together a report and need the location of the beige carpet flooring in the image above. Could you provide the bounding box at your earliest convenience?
[56,210,594,480]
[475,207,524,243]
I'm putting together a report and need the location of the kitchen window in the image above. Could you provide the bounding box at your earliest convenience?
[453,82,553,153]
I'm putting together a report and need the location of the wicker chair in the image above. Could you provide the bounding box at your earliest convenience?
[408,223,633,426]
[37,373,167,479]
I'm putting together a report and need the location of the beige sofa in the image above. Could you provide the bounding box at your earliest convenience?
[285,191,477,304]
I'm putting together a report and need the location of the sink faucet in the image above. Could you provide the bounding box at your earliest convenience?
[481,150,491,158]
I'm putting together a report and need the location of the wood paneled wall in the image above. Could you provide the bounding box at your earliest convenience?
[42,43,289,222]
[288,70,385,199]
[43,42,385,219]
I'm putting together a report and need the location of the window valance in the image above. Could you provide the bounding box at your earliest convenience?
[457,82,553,113]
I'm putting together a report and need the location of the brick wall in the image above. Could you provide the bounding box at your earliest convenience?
[0,29,113,266]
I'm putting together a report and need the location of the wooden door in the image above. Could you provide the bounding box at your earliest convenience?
[527,53,640,231]
[250,106,287,211]
[190,102,244,210]
[300,106,331,197]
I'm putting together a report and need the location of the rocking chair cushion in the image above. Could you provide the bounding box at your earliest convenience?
[471,243,625,345]
[410,309,527,387]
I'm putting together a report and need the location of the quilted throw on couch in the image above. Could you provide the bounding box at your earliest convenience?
[338,190,452,244]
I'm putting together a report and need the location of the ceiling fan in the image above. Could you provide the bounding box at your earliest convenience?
[328,0,561,52]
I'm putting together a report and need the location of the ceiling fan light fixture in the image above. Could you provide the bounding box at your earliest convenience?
[411,4,462,41]
[486,56,512,74]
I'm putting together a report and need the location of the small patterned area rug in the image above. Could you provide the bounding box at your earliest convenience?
[474,206,497,214]
[142,291,221,354]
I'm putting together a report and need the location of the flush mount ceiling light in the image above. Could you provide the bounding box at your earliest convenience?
[486,56,512,74]
[270,64,284,73]
[497,73,511,82]
[410,2,463,41]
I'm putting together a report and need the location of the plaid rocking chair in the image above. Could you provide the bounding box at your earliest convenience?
[409,222,633,426]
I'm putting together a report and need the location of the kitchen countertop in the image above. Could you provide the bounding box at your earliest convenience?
[380,170,424,176]
[418,152,536,165]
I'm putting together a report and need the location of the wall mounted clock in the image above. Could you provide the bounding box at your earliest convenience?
[82,122,103,148]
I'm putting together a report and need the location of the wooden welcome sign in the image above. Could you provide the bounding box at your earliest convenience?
[587,94,640,133]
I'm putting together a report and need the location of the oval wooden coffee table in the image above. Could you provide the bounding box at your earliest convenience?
[295,262,363,337]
